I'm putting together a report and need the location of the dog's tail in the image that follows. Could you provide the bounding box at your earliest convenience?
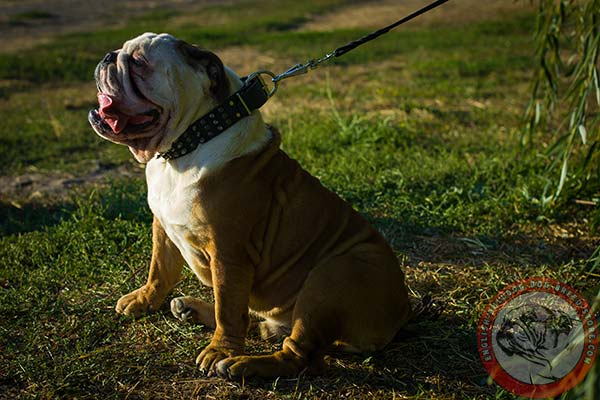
[394,294,445,340]
[409,294,444,321]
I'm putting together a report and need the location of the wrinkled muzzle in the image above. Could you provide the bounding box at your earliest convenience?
[88,50,168,163]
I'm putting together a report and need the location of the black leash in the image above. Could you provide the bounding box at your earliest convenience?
[332,0,450,58]
[267,0,451,88]
[160,0,451,159]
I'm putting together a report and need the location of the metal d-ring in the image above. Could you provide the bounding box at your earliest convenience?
[246,69,278,98]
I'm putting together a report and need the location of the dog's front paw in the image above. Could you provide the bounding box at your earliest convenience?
[196,343,242,376]
[115,285,161,317]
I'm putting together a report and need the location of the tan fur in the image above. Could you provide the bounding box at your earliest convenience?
[115,217,183,315]
[96,33,411,380]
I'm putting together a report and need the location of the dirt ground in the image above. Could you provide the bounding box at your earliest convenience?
[0,0,236,52]
[300,0,535,31]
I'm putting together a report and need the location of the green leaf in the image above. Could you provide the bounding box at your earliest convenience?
[578,124,587,144]
[556,157,568,197]
[534,100,541,125]
[594,67,600,106]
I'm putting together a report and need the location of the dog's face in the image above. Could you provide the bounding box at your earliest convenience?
[89,33,230,163]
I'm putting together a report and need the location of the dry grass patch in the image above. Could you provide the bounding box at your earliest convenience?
[299,0,535,32]
[0,0,234,53]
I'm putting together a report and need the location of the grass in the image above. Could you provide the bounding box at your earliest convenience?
[0,0,598,399]
[6,10,56,25]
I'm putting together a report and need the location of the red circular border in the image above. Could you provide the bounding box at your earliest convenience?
[477,277,598,398]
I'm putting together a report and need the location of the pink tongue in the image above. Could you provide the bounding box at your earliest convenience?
[98,93,112,110]
[97,93,154,134]
[97,93,129,134]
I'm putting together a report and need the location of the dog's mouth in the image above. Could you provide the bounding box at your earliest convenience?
[89,95,161,138]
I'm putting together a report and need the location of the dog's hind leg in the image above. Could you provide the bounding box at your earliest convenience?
[215,248,410,379]
[213,265,340,378]
[171,296,216,329]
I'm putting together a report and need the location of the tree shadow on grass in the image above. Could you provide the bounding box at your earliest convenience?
[0,178,150,237]
[245,315,489,398]
[0,199,75,237]
[107,310,491,399]
[151,311,489,398]
[372,217,598,270]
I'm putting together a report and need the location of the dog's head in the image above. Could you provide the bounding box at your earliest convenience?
[89,33,230,163]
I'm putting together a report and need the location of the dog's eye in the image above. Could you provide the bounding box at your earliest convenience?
[131,56,147,68]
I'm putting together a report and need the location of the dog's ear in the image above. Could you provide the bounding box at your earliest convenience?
[177,40,230,103]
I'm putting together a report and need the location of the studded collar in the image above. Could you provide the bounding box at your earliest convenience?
[159,75,271,160]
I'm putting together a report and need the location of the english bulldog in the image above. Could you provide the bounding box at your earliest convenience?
[89,32,411,379]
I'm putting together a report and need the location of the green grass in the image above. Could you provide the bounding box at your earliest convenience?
[7,10,56,24]
[1,0,598,399]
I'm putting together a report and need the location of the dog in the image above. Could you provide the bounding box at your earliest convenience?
[89,32,411,379]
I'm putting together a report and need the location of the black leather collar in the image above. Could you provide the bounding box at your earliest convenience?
[159,75,271,160]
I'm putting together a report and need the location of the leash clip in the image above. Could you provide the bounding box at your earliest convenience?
[273,63,310,82]
[272,53,335,84]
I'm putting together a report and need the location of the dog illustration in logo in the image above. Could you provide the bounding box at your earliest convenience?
[496,303,575,382]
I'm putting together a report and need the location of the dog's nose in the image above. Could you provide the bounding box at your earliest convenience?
[102,51,118,64]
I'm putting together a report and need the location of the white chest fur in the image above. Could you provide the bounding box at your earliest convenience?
[147,157,193,226]
[146,156,204,276]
